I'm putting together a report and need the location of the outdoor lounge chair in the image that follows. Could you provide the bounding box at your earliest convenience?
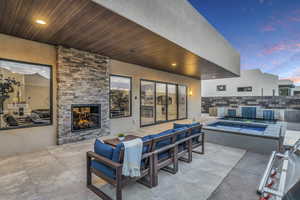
[173,123,204,155]
[150,129,180,187]
[87,138,153,200]
[87,123,205,198]
[151,125,203,186]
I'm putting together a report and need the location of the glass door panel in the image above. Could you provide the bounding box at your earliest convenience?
[156,83,167,122]
[167,84,177,120]
[178,85,187,119]
[140,80,155,126]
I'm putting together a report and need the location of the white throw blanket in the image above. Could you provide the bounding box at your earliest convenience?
[122,138,143,177]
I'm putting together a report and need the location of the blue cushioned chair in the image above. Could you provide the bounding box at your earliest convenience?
[87,139,153,200]
[150,128,182,186]
[91,140,116,179]
[173,122,204,155]
[87,123,204,195]
[151,124,203,186]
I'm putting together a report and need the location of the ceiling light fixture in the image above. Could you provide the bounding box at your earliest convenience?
[35,19,46,25]
[171,63,177,67]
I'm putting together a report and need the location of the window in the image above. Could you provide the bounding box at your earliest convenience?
[237,86,252,92]
[140,80,187,126]
[0,59,52,130]
[294,91,300,96]
[110,75,131,118]
[279,87,291,96]
[217,85,226,91]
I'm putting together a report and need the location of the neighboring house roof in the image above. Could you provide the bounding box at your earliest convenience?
[240,69,278,78]
[278,79,295,87]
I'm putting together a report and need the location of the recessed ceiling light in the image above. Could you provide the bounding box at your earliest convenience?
[35,19,46,25]
[171,63,177,67]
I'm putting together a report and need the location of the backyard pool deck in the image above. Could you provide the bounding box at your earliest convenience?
[0,119,298,200]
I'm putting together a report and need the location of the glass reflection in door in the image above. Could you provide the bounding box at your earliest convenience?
[156,83,167,122]
[167,84,177,120]
[178,85,187,119]
[140,80,155,126]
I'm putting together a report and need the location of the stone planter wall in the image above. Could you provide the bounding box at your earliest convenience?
[202,96,300,113]
[57,46,110,144]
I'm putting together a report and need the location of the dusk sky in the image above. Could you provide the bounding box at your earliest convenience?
[188,0,300,85]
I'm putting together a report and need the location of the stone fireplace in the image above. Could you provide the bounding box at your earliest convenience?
[71,104,101,132]
[57,46,110,145]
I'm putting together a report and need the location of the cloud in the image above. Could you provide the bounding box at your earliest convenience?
[281,76,300,84]
[280,68,300,84]
[262,43,289,54]
[259,0,273,6]
[290,17,300,22]
[262,42,300,55]
[260,8,300,33]
[261,25,276,32]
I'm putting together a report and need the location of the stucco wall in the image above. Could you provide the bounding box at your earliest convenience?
[202,69,279,97]
[109,60,201,135]
[0,34,57,157]
[0,34,202,156]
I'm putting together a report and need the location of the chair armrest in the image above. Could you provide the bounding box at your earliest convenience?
[152,144,176,154]
[87,151,122,169]
[192,132,203,137]
[142,152,153,159]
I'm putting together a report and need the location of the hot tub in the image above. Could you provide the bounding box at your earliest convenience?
[203,120,285,154]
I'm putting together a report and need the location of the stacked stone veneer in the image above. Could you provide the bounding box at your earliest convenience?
[202,96,300,113]
[57,46,110,144]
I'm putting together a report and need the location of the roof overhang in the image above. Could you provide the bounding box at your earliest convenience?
[0,0,240,80]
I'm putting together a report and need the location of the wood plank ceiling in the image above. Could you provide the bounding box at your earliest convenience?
[0,0,236,79]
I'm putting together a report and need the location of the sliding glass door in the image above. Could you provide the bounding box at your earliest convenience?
[178,85,187,119]
[140,80,155,126]
[140,80,187,127]
[167,84,177,120]
[155,83,167,122]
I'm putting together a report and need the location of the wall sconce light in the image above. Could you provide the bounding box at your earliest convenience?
[188,88,193,96]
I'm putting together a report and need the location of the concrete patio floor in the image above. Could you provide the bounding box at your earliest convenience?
[2,119,287,200]
[0,118,248,200]
[0,140,246,200]
[208,152,269,200]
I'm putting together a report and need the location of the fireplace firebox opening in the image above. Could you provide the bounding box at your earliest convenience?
[71,104,101,132]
